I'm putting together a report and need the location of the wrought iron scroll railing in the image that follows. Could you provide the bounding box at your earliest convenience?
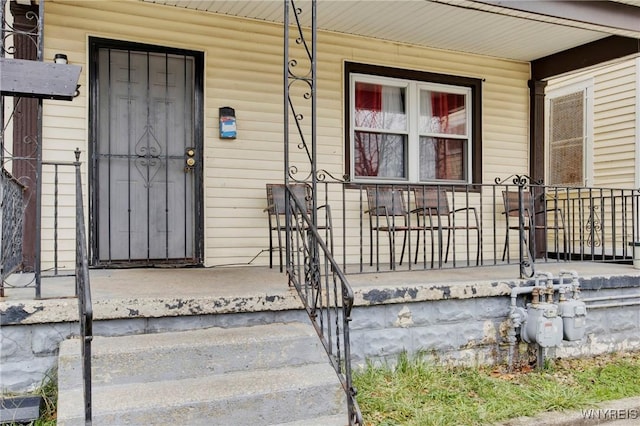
[284,185,363,425]
[74,149,93,425]
[326,177,639,280]
[0,168,26,295]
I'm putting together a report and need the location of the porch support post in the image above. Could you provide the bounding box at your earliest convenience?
[282,0,318,273]
[8,0,39,276]
[528,79,546,183]
[35,0,44,297]
[529,79,547,259]
[283,0,290,269]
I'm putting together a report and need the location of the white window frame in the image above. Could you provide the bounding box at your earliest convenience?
[544,78,594,187]
[349,73,473,184]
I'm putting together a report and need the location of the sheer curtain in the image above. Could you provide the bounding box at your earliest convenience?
[419,90,436,180]
[354,83,405,178]
[419,91,466,181]
[378,86,405,178]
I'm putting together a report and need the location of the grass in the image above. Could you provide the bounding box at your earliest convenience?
[353,350,640,426]
[33,369,58,426]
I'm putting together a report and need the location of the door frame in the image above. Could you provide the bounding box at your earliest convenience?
[88,37,204,267]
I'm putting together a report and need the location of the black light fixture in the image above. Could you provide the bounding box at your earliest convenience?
[54,53,68,64]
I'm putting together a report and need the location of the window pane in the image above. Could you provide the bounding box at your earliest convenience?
[419,137,466,181]
[355,82,406,131]
[355,131,406,178]
[419,90,466,135]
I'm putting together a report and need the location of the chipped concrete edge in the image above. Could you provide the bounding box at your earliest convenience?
[0,292,304,325]
[353,278,517,306]
[2,273,639,326]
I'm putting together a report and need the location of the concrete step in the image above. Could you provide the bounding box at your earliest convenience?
[58,322,327,389]
[57,322,348,425]
[57,362,346,426]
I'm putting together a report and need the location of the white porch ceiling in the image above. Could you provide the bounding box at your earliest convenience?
[142,0,640,62]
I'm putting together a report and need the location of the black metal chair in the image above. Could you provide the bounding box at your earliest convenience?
[365,186,423,269]
[502,190,566,261]
[412,187,480,267]
[265,183,332,272]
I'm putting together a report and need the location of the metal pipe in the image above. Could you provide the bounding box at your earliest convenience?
[581,293,640,303]
[586,301,640,309]
[508,284,544,369]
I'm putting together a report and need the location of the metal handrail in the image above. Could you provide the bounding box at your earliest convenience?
[74,148,93,425]
[284,185,363,425]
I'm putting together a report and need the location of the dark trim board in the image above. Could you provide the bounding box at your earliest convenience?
[532,36,640,81]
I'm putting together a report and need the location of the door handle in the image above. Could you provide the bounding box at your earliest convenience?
[185,147,196,172]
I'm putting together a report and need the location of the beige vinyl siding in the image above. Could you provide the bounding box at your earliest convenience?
[546,59,638,188]
[41,0,530,268]
[593,62,637,187]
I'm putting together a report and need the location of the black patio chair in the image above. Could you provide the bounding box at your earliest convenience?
[411,187,480,267]
[265,183,333,272]
[502,190,566,261]
[365,186,423,269]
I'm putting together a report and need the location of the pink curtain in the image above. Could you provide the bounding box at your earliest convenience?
[430,92,464,133]
[430,92,465,180]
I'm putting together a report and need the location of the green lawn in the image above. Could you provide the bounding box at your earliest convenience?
[353,350,640,426]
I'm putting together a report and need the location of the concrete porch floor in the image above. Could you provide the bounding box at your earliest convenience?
[2,261,640,326]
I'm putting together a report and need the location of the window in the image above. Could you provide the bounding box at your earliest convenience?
[545,79,593,187]
[346,63,482,184]
[353,80,408,179]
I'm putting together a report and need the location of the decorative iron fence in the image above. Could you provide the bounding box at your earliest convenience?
[0,168,26,294]
[301,177,639,279]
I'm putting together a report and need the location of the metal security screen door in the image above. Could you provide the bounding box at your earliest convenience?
[91,40,203,265]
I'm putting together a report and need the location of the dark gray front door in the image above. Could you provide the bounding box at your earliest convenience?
[93,44,200,265]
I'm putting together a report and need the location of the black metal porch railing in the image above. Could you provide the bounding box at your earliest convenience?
[304,177,639,279]
[74,148,93,425]
[0,157,89,297]
[42,159,78,277]
[284,185,363,425]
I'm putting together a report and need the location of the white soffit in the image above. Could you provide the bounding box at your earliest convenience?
[142,0,639,62]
